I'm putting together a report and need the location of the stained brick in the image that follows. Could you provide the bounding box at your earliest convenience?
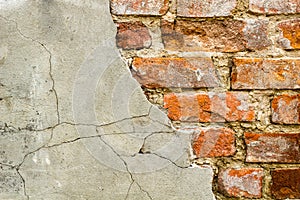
[163,92,255,122]
[277,19,300,49]
[243,20,271,50]
[161,19,270,52]
[218,168,263,198]
[110,0,169,16]
[131,57,221,88]
[271,168,300,199]
[232,58,300,89]
[249,0,300,14]
[177,0,237,17]
[272,94,300,124]
[245,133,300,163]
[192,127,236,158]
[116,22,151,50]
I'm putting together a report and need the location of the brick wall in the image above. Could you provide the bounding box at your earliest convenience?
[110,0,300,199]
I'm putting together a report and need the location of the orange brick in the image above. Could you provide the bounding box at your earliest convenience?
[218,168,264,198]
[232,58,300,89]
[249,0,300,14]
[131,57,221,88]
[110,0,169,16]
[192,127,236,158]
[272,94,300,124]
[245,133,300,163]
[116,22,151,50]
[278,19,300,49]
[177,0,237,17]
[163,92,255,122]
[161,19,270,52]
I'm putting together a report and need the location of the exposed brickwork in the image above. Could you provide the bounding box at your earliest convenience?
[131,57,220,88]
[164,92,255,122]
[116,22,151,50]
[192,127,236,158]
[111,0,300,198]
[272,94,300,124]
[110,0,169,16]
[218,168,264,198]
[161,19,270,52]
[177,0,237,17]
[277,19,300,50]
[232,58,300,89]
[245,132,300,163]
[271,168,300,199]
[249,0,300,14]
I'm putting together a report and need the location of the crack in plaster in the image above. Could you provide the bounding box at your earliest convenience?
[16,168,29,200]
[98,135,153,200]
[0,15,60,124]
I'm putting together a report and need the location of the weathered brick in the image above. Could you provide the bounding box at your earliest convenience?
[277,19,300,49]
[177,0,237,17]
[131,57,221,88]
[249,0,300,14]
[232,58,300,89]
[163,92,255,122]
[245,133,300,163]
[218,168,263,198]
[243,20,271,50]
[272,94,300,124]
[192,127,236,158]
[271,168,300,199]
[110,0,169,16]
[116,22,151,50]
[161,19,270,52]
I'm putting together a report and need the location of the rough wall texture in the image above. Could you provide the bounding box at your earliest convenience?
[0,0,216,199]
[0,0,299,199]
[111,0,300,199]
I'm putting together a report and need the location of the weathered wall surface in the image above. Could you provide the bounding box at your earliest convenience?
[0,0,217,199]
[111,0,300,199]
[1,0,300,199]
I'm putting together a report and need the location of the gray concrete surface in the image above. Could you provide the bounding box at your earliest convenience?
[0,0,215,199]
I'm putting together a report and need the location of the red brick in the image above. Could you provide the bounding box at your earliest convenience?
[163,92,255,122]
[249,0,300,14]
[243,20,271,50]
[232,58,300,89]
[277,19,300,49]
[161,19,270,52]
[116,22,151,50]
[245,133,300,163]
[177,0,237,17]
[218,168,263,198]
[110,0,169,16]
[192,127,236,158]
[271,168,300,199]
[272,94,300,124]
[131,57,221,88]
